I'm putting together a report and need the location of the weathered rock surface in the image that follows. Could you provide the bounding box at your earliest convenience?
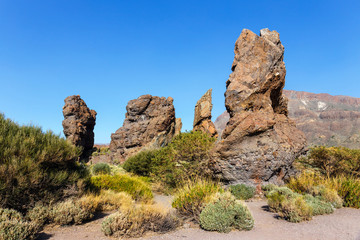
[212,29,306,186]
[175,118,183,136]
[62,95,97,155]
[215,90,360,148]
[110,95,177,162]
[193,89,218,137]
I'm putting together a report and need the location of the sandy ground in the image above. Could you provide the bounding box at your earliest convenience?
[37,197,360,240]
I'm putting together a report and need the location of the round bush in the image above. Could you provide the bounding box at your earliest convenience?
[229,184,255,200]
[123,150,157,176]
[171,180,223,220]
[92,163,111,175]
[199,192,254,233]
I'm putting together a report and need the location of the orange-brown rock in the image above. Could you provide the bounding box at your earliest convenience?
[212,29,306,185]
[193,89,218,138]
[62,95,97,155]
[109,95,177,162]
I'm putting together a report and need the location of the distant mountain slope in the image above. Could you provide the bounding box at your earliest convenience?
[214,90,360,148]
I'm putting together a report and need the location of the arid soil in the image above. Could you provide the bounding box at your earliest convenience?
[37,198,360,240]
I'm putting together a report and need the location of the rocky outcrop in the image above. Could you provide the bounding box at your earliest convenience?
[110,95,177,162]
[175,118,183,136]
[193,89,218,137]
[62,95,97,155]
[284,90,360,148]
[215,90,360,148]
[212,29,306,186]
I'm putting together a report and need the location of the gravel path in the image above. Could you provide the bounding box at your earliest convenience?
[37,199,360,240]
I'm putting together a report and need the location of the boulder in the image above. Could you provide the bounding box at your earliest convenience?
[193,89,218,138]
[110,94,177,162]
[62,95,97,155]
[211,29,307,186]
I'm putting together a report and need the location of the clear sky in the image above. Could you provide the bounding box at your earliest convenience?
[1,0,359,144]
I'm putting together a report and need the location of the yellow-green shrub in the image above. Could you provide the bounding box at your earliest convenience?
[101,204,179,238]
[78,190,133,211]
[297,146,360,178]
[91,163,111,175]
[90,174,153,202]
[229,184,256,200]
[267,187,313,222]
[288,171,360,208]
[0,114,89,213]
[49,199,95,225]
[0,208,40,240]
[199,192,254,233]
[172,179,223,221]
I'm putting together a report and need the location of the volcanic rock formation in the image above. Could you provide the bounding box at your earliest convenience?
[215,90,360,148]
[193,89,218,138]
[110,95,177,162]
[62,95,97,155]
[212,29,306,186]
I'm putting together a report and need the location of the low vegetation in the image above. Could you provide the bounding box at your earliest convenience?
[0,208,40,240]
[171,179,223,221]
[91,163,111,175]
[296,146,360,178]
[288,170,360,208]
[123,131,216,189]
[229,184,256,200]
[101,204,179,238]
[90,174,153,202]
[199,192,254,233]
[265,184,343,222]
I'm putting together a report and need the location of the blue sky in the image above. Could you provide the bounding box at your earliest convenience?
[1,0,359,143]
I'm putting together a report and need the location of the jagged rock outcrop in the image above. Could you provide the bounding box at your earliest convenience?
[110,95,177,162]
[193,89,218,138]
[175,118,183,136]
[212,29,307,186]
[62,95,97,155]
[215,90,360,148]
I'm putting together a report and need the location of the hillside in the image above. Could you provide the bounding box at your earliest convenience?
[214,90,360,148]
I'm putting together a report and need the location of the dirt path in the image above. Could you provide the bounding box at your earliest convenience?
[37,199,360,240]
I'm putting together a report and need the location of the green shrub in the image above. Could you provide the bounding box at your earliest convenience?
[101,204,179,238]
[0,208,40,240]
[92,163,111,175]
[288,171,359,208]
[123,150,157,176]
[297,146,360,178]
[171,179,223,221]
[90,174,153,201]
[49,199,95,225]
[0,114,89,213]
[25,203,50,226]
[303,194,333,215]
[267,187,313,222]
[199,192,254,233]
[229,184,256,200]
[309,185,343,208]
[261,184,278,197]
[335,177,360,208]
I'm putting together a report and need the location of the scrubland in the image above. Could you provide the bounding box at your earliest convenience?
[0,114,359,240]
